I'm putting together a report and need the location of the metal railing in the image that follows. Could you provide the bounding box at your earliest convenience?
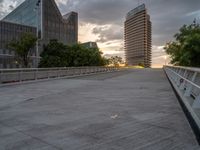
[0,67,119,84]
[164,66,200,130]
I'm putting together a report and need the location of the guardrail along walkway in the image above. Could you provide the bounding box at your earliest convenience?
[164,66,200,142]
[0,67,119,84]
[0,69,199,149]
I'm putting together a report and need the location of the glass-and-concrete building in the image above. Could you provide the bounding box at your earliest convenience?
[81,42,98,49]
[0,0,78,68]
[0,21,37,68]
[124,4,152,68]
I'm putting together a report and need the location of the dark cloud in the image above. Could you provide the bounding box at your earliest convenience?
[92,25,123,43]
[0,0,24,18]
[149,0,200,45]
[0,0,4,18]
[2,0,200,45]
[59,0,136,25]
[60,0,200,45]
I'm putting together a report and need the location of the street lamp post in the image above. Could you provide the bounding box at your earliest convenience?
[35,0,41,68]
[164,55,167,66]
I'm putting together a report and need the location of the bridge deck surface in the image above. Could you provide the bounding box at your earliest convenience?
[0,69,199,150]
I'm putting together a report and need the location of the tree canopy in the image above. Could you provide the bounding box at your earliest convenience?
[9,33,37,68]
[39,40,108,68]
[165,22,200,67]
[108,56,123,67]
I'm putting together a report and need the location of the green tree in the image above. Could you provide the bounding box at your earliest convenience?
[108,56,123,67]
[9,33,37,68]
[165,22,200,67]
[138,63,144,68]
[39,40,68,67]
[39,41,108,68]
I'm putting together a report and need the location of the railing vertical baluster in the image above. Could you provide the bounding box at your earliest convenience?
[47,69,49,79]
[184,72,197,97]
[19,70,22,82]
[175,68,181,84]
[35,69,38,80]
[0,70,2,84]
[192,95,200,108]
[180,70,187,90]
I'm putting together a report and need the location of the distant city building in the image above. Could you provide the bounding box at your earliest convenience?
[124,4,152,68]
[81,42,98,49]
[0,0,78,68]
[0,21,37,68]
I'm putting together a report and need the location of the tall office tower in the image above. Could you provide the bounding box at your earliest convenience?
[125,4,152,68]
[0,0,78,68]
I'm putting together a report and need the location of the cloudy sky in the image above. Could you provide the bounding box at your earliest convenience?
[1,0,200,67]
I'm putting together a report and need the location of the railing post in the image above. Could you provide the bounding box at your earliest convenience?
[92,67,94,73]
[175,68,182,84]
[47,69,50,79]
[90,67,92,73]
[74,67,77,76]
[192,95,200,109]
[184,72,197,97]
[35,69,38,80]
[79,67,82,75]
[0,70,2,84]
[70,68,73,76]
[179,70,187,90]
[19,70,22,82]
[81,67,84,74]
[83,67,86,74]
[57,68,60,78]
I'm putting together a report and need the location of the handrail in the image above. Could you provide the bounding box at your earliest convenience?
[166,65,200,74]
[0,66,109,71]
[0,66,120,85]
[164,65,200,136]
[168,67,200,90]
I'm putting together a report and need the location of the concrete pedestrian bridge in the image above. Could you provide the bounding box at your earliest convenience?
[0,68,199,149]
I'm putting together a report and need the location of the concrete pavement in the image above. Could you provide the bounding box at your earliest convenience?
[0,69,199,149]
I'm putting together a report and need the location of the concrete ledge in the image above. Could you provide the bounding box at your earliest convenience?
[0,70,122,87]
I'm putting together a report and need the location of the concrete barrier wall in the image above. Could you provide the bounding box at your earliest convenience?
[0,67,119,84]
[164,66,200,139]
